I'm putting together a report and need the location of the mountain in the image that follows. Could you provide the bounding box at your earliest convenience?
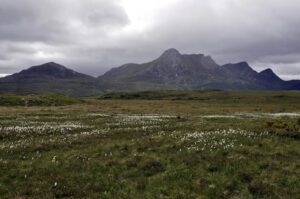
[0,49,299,96]
[98,48,228,90]
[0,62,99,96]
[98,48,300,91]
[222,62,286,90]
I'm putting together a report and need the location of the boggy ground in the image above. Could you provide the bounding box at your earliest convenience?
[0,91,300,198]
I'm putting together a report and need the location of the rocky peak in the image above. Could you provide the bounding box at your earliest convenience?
[158,48,182,64]
[223,62,256,73]
[238,61,250,67]
[160,48,181,57]
[260,68,275,75]
[199,55,218,69]
[224,61,250,69]
[259,68,282,82]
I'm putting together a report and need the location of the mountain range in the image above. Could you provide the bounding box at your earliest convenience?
[0,48,299,96]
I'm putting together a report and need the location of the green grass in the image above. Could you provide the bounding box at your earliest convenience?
[0,91,300,198]
[0,93,82,106]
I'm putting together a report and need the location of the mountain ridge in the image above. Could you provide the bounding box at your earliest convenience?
[0,48,299,95]
[97,49,299,91]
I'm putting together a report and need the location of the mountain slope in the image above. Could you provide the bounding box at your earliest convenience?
[0,62,99,96]
[98,48,299,91]
[0,49,299,96]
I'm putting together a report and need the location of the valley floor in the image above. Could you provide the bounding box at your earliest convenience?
[0,92,300,198]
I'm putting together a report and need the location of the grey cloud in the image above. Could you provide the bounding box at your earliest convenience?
[146,0,300,60]
[0,0,128,43]
[0,0,299,80]
[134,0,300,79]
[0,0,129,73]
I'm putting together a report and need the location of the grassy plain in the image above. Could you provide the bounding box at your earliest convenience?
[0,91,300,198]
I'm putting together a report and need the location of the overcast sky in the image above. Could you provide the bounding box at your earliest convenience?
[0,0,299,79]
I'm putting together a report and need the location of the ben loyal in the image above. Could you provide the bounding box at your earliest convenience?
[0,48,299,96]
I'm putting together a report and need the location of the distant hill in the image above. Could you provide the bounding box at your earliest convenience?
[0,49,299,96]
[0,93,81,106]
[0,62,99,96]
[97,48,299,91]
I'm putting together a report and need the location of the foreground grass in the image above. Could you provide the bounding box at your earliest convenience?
[0,91,300,198]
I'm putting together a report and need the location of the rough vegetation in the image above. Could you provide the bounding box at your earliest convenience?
[0,91,299,198]
[0,94,81,106]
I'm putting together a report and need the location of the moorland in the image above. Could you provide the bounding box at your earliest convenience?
[0,90,299,198]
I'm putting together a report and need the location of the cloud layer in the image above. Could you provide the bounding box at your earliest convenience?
[0,0,299,79]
